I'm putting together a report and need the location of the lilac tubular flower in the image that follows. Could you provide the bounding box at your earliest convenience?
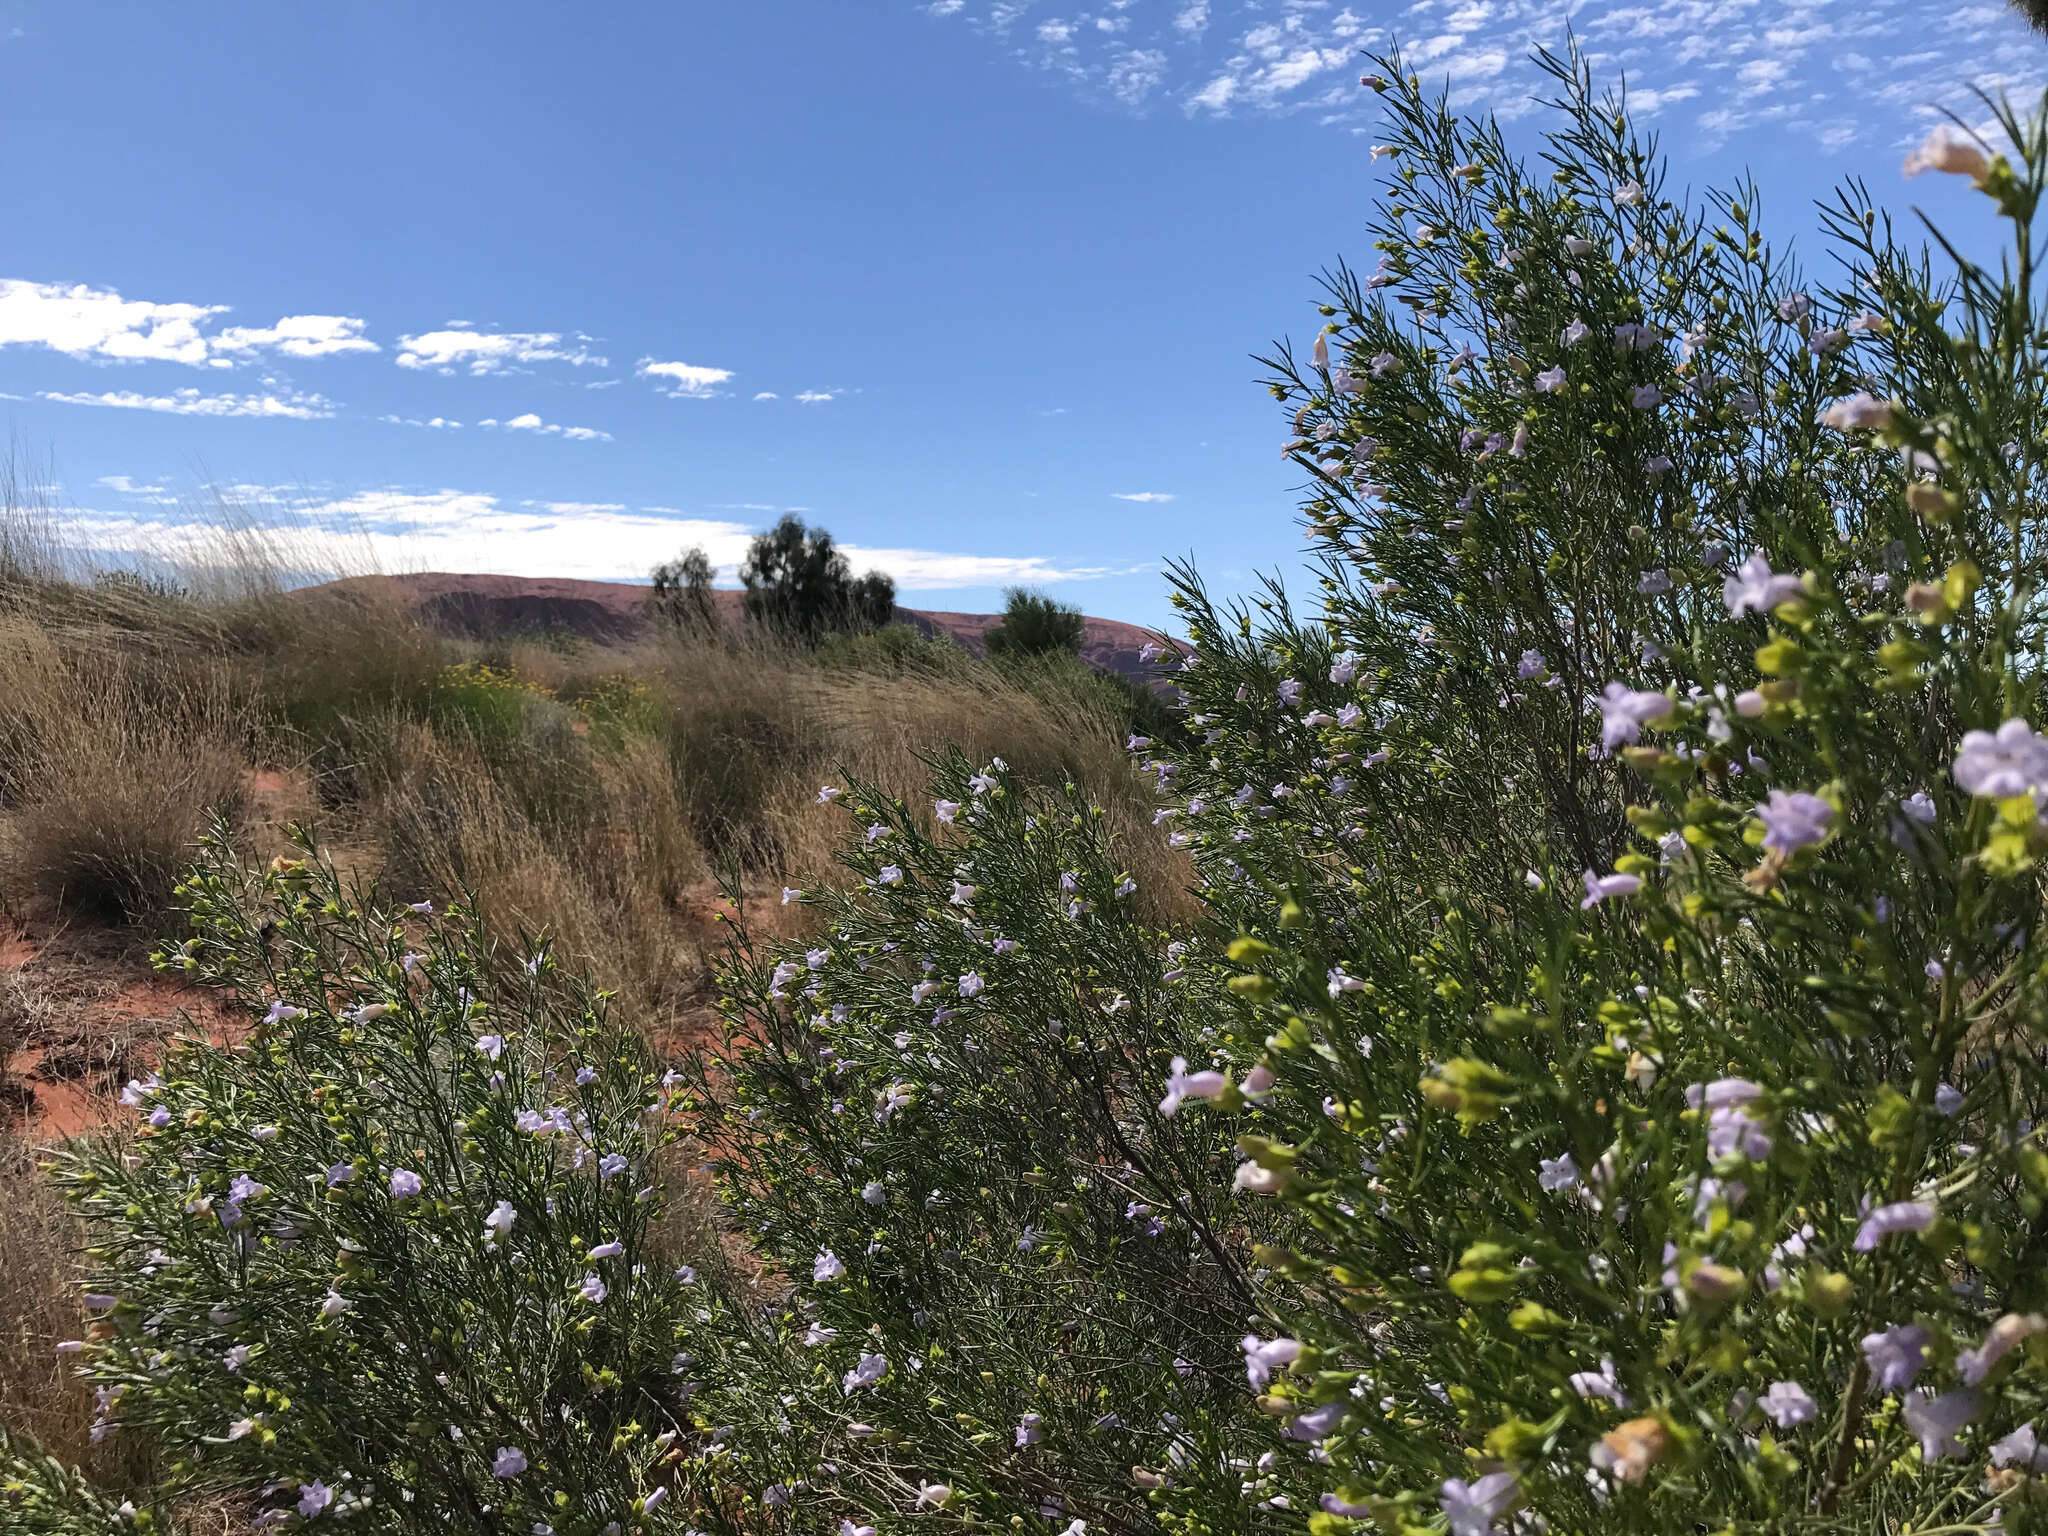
[1706,1105,1772,1161]
[1159,1057,1227,1116]
[1959,1313,2046,1385]
[1284,1400,1346,1442]
[1320,1494,1373,1518]
[1901,1389,1979,1462]
[1440,1471,1518,1536]
[388,1169,422,1200]
[483,1200,516,1244]
[1631,384,1662,410]
[1954,719,2048,800]
[1567,1360,1627,1406]
[298,1482,334,1518]
[1994,1424,2048,1471]
[577,1272,607,1304]
[1861,1323,1933,1390]
[1535,366,1566,393]
[1015,1412,1044,1447]
[1854,1200,1937,1251]
[1755,790,1832,854]
[1685,1078,1764,1111]
[1723,552,1805,616]
[1581,869,1642,909]
[1517,650,1546,679]
[814,1249,846,1282]
[492,1447,528,1478]
[842,1352,889,1393]
[1241,1334,1302,1389]
[1758,1381,1817,1428]
[1538,1153,1581,1192]
[1596,681,1672,749]
[588,1241,624,1260]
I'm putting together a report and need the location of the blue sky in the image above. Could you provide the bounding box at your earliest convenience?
[2,0,2043,626]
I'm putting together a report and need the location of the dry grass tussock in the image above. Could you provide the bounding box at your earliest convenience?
[0,489,1189,1467]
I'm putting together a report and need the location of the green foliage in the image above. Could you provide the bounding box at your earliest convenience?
[43,825,725,1533]
[684,753,1280,1535]
[649,547,719,634]
[742,516,896,641]
[984,589,1085,659]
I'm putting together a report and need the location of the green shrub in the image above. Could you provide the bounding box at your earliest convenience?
[42,825,730,1532]
[984,589,1084,659]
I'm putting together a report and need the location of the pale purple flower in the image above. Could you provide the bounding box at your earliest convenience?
[1596,681,1672,749]
[1935,1082,1964,1116]
[1139,641,1166,662]
[1822,389,1893,429]
[1562,319,1590,347]
[805,1323,839,1345]
[1278,679,1304,707]
[1581,869,1642,909]
[1613,180,1644,207]
[298,1481,334,1518]
[1901,1389,1978,1462]
[1959,1313,2046,1385]
[814,1249,846,1282]
[577,1272,607,1304]
[1440,1471,1518,1536]
[325,1163,357,1188]
[1327,967,1365,997]
[1369,351,1398,378]
[1016,1412,1044,1447]
[597,1152,628,1181]
[1861,1323,1932,1390]
[817,785,842,804]
[1538,1152,1580,1192]
[876,864,903,886]
[641,1488,671,1514]
[842,1352,889,1393]
[1645,453,1674,477]
[935,799,961,824]
[1758,1381,1816,1428]
[262,1000,303,1027]
[483,1199,517,1244]
[1954,719,2048,800]
[319,1289,351,1319]
[1631,384,1662,410]
[1637,569,1671,595]
[1284,1400,1346,1442]
[782,886,801,905]
[1723,552,1805,616]
[1567,1360,1627,1406]
[493,1447,528,1478]
[950,881,976,907]
[228,1174,266,1204]
[1707,1105,1772,1161]
[1994,1424,2048,1470]
[1854,1200,1937,1251]
[388,1169,422,1200]
[1159,1057,1227,1117]
[1755,789,1832,854]
[958,972,984,999]
[861,1181,885,1204]
[1242,1334,1302,1389]
[1329,653,1359,684]
[1535,366,1567,393]
[1517,650,1545,679]
[1321,1494,1373,1518]
[476,1033,505,1061]
[588,1241,624,1260]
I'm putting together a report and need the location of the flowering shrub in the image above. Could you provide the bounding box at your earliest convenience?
[17,44,2048,1536]
[39,825,726,1533]
[1126,50,2048,1536]
[680,753,1282,1536]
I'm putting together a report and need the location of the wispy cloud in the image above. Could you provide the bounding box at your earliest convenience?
[57,492,1130,590]
[794,389,841,404]
[638,357,735,398]
[38,386,335,419]
[0,278,376,366]
[95,474,175,502]
[477,412,612,442]
[922,0,2047,151]
[1112,490,1174,503]
[395,325,607,374]
[380,414,464,429]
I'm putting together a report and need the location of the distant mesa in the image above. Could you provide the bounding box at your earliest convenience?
[310,573,1169,681]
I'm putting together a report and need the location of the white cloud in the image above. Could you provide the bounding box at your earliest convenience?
[380,414,464,429]
[794,389,840,404]
[52,492,1131,591]
[925,0,2046,151]
[0,279,376,366]
[753,391,780,400]
[1112,491,1175,503]
[210,314,378,358]
[476,412,613,442]
[396,327,607,374]
[38,387,335,419]
[638,357,735,398]
[95,474,178,504]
